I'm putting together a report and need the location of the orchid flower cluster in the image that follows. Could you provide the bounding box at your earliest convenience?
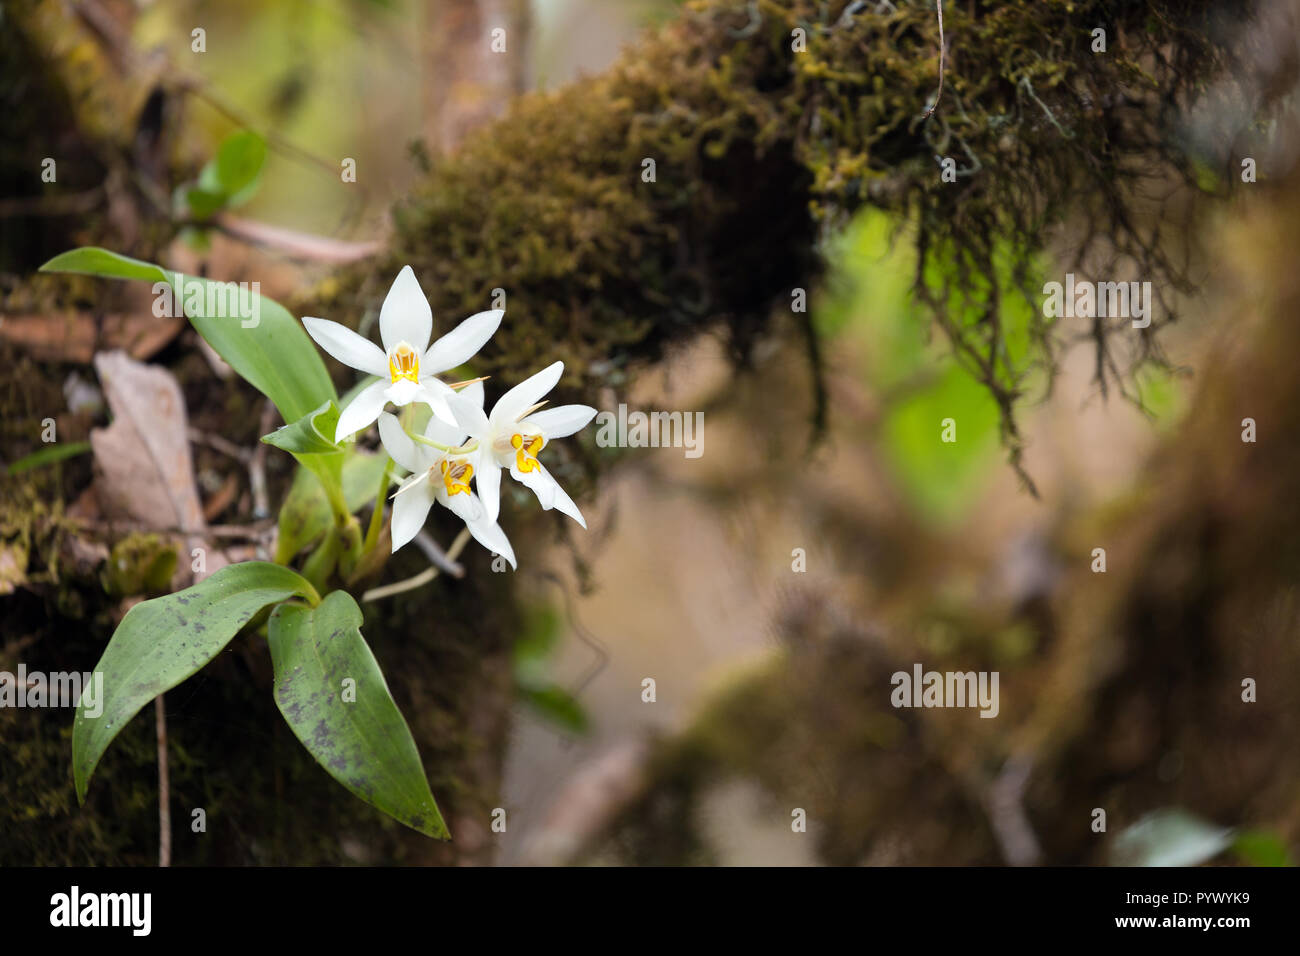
[43,246,591,837]
[302,266,596,568]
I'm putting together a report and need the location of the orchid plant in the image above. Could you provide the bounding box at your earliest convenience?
[38,247,595,839]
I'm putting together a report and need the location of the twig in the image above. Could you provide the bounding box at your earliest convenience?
[362,527,471,602]
[1019,75,1075,140]
[413,529,466,577]
[922,1,945,119]
[985,753,1042,866]
[211,214,382,264]
[532,570,610,697]
[189,404,272,525]
[249,401,274,520]
[155,695,171,868]
[188,427,251,463]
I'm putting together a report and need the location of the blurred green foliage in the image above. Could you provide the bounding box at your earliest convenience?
[136,0,420,232]
[816,209,1044,525]
[514,603,588,734]
[176,129,268,222]
[5,441,91,476]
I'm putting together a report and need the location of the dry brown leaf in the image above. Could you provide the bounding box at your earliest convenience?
[89,350,226,584]
[91,350,204,533]
[0,311,183,363]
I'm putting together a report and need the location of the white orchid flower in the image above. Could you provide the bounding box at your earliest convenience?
[376,409,516,568]
[445,361,596,528]
[302,265,502,442]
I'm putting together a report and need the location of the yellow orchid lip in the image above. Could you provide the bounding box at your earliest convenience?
[388,342,420,383]
[510,432,545,474]
[440,458,474,496]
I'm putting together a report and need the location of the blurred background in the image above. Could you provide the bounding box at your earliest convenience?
[2,0,1297,866]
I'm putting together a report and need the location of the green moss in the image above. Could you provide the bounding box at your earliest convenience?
[101,534,178,597]
[311,0,1253,468]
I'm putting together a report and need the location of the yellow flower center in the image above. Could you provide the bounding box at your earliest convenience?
[440,458,473,496]
[388,342,419,383]
[510,432,545,473]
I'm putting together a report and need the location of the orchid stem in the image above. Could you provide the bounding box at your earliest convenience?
[364,457,393,554]
[409,431,479,455]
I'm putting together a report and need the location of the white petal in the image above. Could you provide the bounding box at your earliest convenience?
[490,361,563,431]
[459,378,486,411]
[423,412,467,449]
[439,485,484,524]
[335,378,390,441]
[377,412,421,474]
[465,513,516,569]
[302,317,388,378]
[384,377,423,406]
[422,309,503,374]
[511,463,586,527]
[415,378,458,428]
[475,450,502,522]
[510,460,558,510]
[525,404,598,439]
[544,468,587,528]
[391,470,428,497]
[446,389,490,437]
[379,265,433,354]
[390,480,436,552]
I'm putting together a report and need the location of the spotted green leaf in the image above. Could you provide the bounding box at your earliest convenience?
[268,591,448,839]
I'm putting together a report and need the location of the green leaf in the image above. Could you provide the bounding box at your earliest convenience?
[268,591,448,838]
[521,685,589,734]
[261,402,348,522]
[277,467,335,562]
[179,186,228,221]
[39,247,163,282]
[260,400,342,457]
[5,440,91,476]
[212,130,266,206]
[341,452,390,509]
[40,247,335,423]
[276,451,388,562]
[73,562,319,802]
[184,131,267,219]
